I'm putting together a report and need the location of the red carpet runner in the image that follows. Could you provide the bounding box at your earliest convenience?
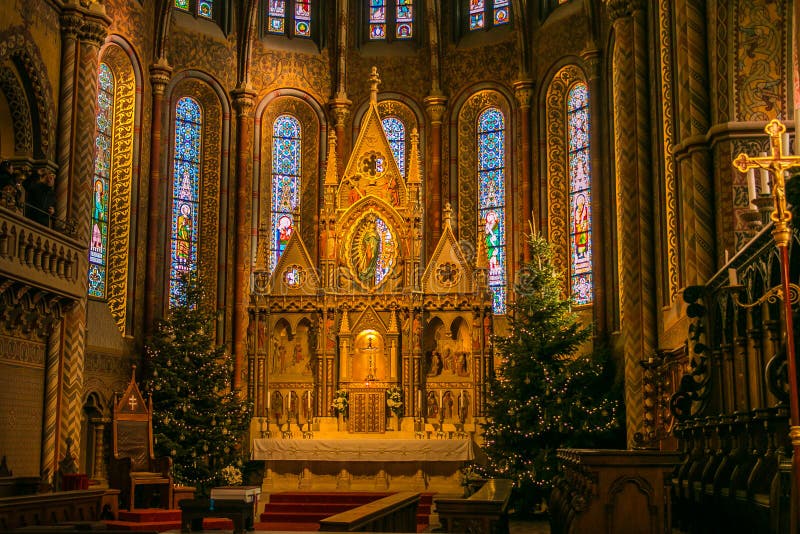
[103,508,232,532]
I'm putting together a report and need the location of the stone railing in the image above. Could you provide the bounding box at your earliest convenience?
[0,205,85,301]
[318,491,420,532]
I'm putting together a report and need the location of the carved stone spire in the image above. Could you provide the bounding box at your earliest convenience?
[324,131,338,185]
[407,128,421,185]
[368,66,381,105]
[443,202,453,229]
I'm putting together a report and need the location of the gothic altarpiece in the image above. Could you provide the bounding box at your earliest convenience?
[247,71,494,445]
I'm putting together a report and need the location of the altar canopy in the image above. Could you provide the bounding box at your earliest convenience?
[251,438,475,462]
[247,67,494,438]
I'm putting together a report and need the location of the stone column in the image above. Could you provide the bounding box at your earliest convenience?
[423,95,446,255]
[580,48,608,337]
[513,80,533,262]
[143,59,173,333]
[91,419,107,484]
[329,101,351,176]
[231,87,256,390]
[607,0,656,447]
[55,9,83,222]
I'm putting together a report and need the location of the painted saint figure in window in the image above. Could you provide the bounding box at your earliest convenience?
[266,0,312,37]
[468,0,509,30]
[169,97,202,306]
[88,63,114,298]
[270,115,302,271]
[369,0,414,40]
[477,107,507,314]
[568,82,592,305]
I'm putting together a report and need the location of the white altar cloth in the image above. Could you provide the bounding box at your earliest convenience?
[251,438,474,462]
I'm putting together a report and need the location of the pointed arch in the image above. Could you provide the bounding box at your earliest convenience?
[546,64,594,305]
[88,40,140,333]
[165,73,228,310]
[455,88,513,315]
[257,93,322,268]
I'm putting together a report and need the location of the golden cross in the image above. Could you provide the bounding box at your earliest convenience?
[128,394,138,411]
[733,119,800,244]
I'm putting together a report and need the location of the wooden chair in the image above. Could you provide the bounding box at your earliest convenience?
[108,366,173,511]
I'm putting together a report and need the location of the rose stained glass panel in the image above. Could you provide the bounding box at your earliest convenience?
[198,0,213,18]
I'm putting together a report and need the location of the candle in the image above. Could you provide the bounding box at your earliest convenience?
[416,389,421,412]
[728,267,738,287]
[287,392,292,413]
[759,152,770,194]
[746,168,757,204]
[307,390,312,412]
[267,390,271,410]
[783,133,791,155]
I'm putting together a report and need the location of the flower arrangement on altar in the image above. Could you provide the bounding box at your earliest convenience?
[332,389,348,416]
[219,465,242,486]
[386,386,403,416]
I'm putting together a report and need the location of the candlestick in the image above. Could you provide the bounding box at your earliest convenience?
[746,168,757,204]
[759,152,770,193]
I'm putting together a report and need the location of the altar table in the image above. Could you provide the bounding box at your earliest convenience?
[251,438,474,462]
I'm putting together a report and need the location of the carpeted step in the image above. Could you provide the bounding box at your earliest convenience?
[117,509,182,522]
[260,511,335,522]
[267,491,391,504]
[263,502,361,513]
[256,521,320,532]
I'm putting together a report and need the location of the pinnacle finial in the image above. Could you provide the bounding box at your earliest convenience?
[443,202,453,228]
[369,66,381,104]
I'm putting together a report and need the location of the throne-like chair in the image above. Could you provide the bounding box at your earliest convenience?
[108,366,173,510]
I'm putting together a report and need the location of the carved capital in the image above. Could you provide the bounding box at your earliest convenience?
[231,86,257,117]
[79,17,109,47]
[512,80,534,108]
[329,98,351,129]
[60,11,84,39]
[423,95,448,124]
[580,48,602,80]
[149,59,173,95]
[605,0,644,22]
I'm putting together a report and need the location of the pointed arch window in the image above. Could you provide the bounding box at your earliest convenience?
[381,116,406,177]
[270,115,302,271]
[170,97,202,306]
[88,63,113,298]
[467,0,510,31]
[568,82,592,305]
[264,0,313,38]
[368,0,415,41]
[478,107,506,314]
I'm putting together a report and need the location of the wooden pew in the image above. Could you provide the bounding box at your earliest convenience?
[318,491,420,532]
[434,479,512,534]
[0,489,108,531]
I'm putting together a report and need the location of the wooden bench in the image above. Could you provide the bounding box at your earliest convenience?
[178,498,254,534]
[434,479,512,534]
[318,491,420,532]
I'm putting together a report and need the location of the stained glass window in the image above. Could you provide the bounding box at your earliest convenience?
[198,0,214,18]
[175,0,190,10]
[88,63,113,299]
[468,0,510,30]
[478,107,506,314]
[270,115,302,271]
[170,97,202,306]
[369,0,413,40]
[381,117,406,177]
[568,82,592,306]
[265,0,312,37]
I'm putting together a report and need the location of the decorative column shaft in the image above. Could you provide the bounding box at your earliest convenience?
[144,59,172,333]
[423,95,446,256]
[607,0,656,447]
[513,80,533,262]
[329,102,351,176]
[55,11,83,222]
[231,87,256,390]
[580,49,608,337]
[91,420,106,483]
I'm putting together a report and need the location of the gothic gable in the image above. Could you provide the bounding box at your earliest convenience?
[269,231,319,296]
[422,208,474,295]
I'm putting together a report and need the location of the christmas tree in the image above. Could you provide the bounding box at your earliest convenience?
[142,273,252,493]
[476,231,623,510]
